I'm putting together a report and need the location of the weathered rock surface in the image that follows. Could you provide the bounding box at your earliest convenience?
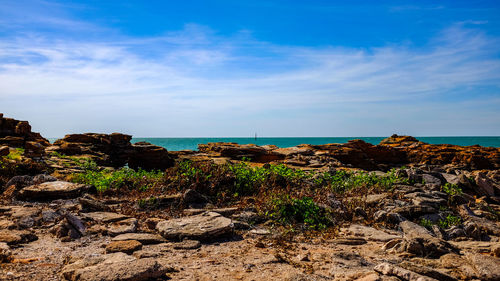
[465,253,500,281]
[0,242,11,262]
[17,181,90,200]
[341,224,401,242]
[156,211,233,241]
[128,141,174,171]
[81,212,130,223]
[112,233,166,245]
[384,221,455,258]
[0,113,50,149]
[189,134,500,172]
[0,230,37,245]
[374,262,438,281]
[61,253,173,281]
[106,240,142,254]
[51,133,174,170]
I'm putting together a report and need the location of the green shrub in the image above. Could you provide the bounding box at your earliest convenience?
[228,161,267,196]
[419,218,434,229]
[266,195,331,230]
[438,214,461,229]
[72,167,164,192]
[5,148,24,160]
[441,183,462,197]
[313,169,408,193]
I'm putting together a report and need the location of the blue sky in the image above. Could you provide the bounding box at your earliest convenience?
[1,0,499,137]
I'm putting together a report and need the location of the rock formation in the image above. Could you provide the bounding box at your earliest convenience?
[0,113,50,158]
[189,135,500,172]
[49,133,174,170]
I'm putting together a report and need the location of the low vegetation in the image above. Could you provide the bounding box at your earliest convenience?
[63,157,415,229]
[266,195,332,230]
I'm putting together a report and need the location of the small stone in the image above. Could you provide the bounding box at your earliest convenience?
[17,216,35,229]
[173,239,201,250]
[0,242,11,262]
[107,218,137,236]
[112,233,165,245]
[81,212,130,223]
[106,240,142,254]
[42,210,61,223]
[331,237,367,245]
[144,218,163,230]
[492,244,500,257]
[0,230,37,245]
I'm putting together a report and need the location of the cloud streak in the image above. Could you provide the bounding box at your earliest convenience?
[0,20,499,136]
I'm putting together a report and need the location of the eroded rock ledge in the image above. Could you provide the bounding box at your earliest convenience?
[186,134,500,172]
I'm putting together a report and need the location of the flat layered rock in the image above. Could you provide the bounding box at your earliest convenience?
[61,253,174,281]
[342,224,401,242]
[17,181,89,200]
[156,211,233,241]
[0,230,37,245]
[112,233,166,245]
[81,212,130,223]
[399,221,456,257]
[106,240,142,254]
[374,262,438,281]
[466,253,500,281]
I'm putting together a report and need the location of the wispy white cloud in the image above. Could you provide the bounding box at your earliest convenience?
[0,20,499,136]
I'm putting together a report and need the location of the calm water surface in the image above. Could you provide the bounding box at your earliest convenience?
[129,137,500,151]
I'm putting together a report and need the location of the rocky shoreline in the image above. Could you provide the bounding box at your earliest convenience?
[1,113,500,281]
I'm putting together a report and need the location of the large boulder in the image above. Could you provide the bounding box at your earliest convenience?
[17,181,91,201]
[156,211,233,241]
[128,142,174,171]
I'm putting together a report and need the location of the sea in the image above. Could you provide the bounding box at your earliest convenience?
[47,137,500,151]
[125,137,500,151]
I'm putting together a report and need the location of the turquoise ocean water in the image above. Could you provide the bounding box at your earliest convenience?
[127,137,500,151]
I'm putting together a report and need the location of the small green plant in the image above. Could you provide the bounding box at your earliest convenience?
[229,161,268,196]
[441,183,462,197]
[5,148,24,160]
[438,214,462,229]
[419,218,434,229]
[137,196,159,209]
[266,195,331,230]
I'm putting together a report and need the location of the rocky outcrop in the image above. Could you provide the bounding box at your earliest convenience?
[380,134,500,170]
[0,113,50,161]
[190,135,500,172]
[50,133,174,170]
[198,142,284,162]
